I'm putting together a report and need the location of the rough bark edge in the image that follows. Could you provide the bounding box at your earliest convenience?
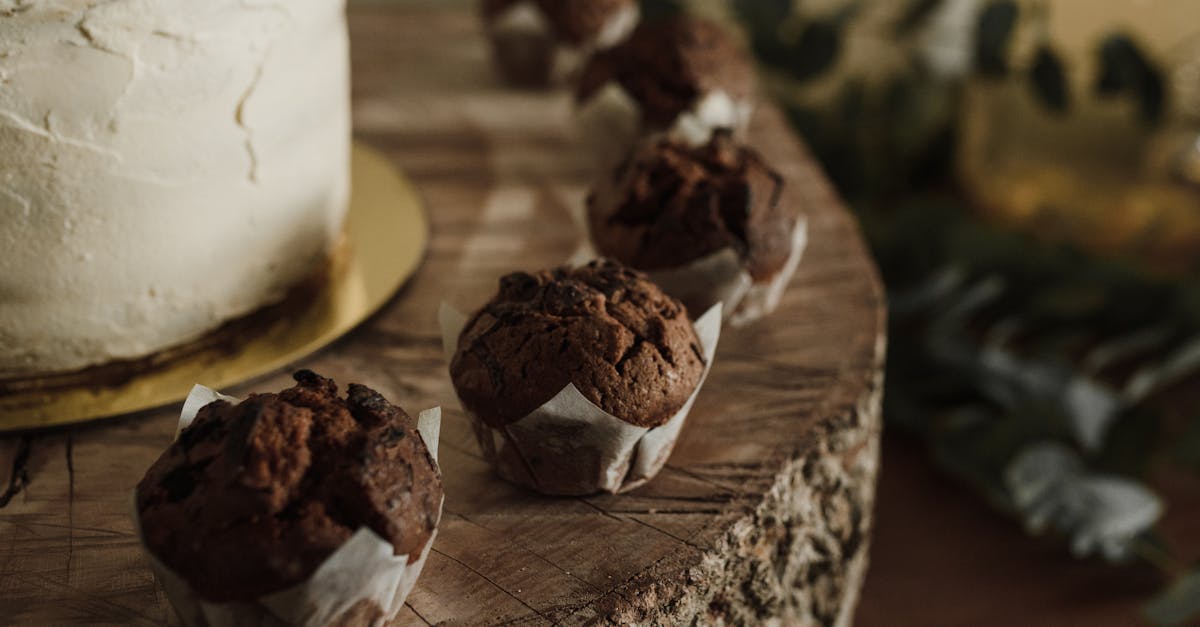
[567,366,884,627]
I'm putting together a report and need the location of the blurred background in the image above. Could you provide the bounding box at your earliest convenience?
[379,0,1200,624]
[692,1,1200,625]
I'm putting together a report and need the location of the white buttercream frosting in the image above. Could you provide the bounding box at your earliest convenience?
[0,0,351,375]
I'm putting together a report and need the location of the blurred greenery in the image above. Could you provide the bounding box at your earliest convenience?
[640,0,1200,622]
[974,0,1017,76]
[1096,34,1167,124]
[639,0,683,20]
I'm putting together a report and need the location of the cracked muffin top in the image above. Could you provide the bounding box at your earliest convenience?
[449,260,706,428]
[587,131,794,281]
[576,15,754,129]
[482,0,635,45]
[136,371,442,603]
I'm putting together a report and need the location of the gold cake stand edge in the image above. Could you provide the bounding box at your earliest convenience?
[0,142,428,432]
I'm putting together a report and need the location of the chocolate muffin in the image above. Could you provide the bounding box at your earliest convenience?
[449,259,706,428]
[588,132,794,283]
[136,370,442,603]
[484,0,635,46]
[482,0,639,87]
[576,15,755,131]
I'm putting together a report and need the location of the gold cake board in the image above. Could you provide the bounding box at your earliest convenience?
[0,143,428,432]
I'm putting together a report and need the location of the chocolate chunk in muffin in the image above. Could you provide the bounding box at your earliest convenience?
[588,131,793,282]
[449,259,706,428]
[136,371,442,603]
[576,15,754,129]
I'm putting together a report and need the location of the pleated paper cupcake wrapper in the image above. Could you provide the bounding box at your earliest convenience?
[571,218,808,327]
[486,1,639,85]
[575,82,755,172]
[439,303,721,496]
[135,385,443,627]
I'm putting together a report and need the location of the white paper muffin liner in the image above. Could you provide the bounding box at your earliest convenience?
[575,82,755,171]
[574,217,808,326]
[134,385,443,627]
[440,302,721,496]
[486,1,639,86]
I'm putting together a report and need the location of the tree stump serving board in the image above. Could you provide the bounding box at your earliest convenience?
[0,6,886,626]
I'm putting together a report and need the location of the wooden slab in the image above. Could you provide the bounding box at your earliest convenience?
[0,6,886,626]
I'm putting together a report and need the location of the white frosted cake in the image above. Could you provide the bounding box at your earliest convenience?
[0,0,351,376]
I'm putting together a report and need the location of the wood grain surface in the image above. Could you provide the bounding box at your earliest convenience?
[0,6,886,625]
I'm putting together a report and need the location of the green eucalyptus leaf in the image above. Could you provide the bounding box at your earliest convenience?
[734,0,794,69]
[1062,377,1121,452]
[1096,34,1143,95]
[1030,45,1070,112]
[1094,34,1166,125]
[1006,442,1083,530]
[974,0,1018,77]
[889,265,968,316]
[1006,443,1163,562]
[750,31,794,69]
[1083,328,1171,375]
[755,0,1200,593]
[1123,335,1200,403]
[894,0,943,36]
[1136,65,1165,124]
[884,71,958,170]
[1070,476,1163,561]
[1145,569,1200,626]
[1096,39,1127,94]
[639,0,682,20]
[1131,532,1175,570]
[930,276,1005,330]
[732,0,792,25]
[787,19,843,82]
[1028,283,1109,319]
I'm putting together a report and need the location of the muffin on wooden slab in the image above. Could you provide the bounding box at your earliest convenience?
[587,132,807,325]
[440,259,721,495]
[482,0,639,87]
[135,371,443,627]
[575,15,755,169]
